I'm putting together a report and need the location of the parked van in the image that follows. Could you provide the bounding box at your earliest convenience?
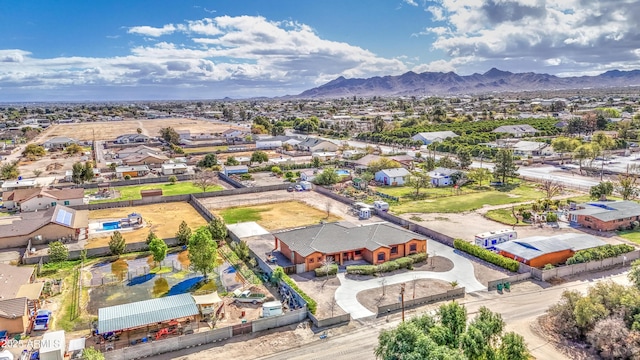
[262,301,283,317]
[33,309,52,331]
[373,201,389,212]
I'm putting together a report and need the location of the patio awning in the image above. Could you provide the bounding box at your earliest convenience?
[191,292,222,305]
[98,293,199,334]
[16,282,44,301]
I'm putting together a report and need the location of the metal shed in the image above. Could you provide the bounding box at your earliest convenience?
[97,293,199,334]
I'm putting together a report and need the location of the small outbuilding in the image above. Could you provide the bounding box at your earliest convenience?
[222,165,249,176]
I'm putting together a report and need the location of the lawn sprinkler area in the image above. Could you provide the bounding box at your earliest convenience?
[85,250,242,315]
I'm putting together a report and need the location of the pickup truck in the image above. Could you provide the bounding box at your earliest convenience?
[232,290,266,304]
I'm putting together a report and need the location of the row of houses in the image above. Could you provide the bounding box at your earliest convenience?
[410,125,539,145]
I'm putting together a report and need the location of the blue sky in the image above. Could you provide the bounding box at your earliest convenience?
[1,0,640,101]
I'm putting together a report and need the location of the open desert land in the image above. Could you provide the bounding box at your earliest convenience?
[41,118,246,141]
[86,202,208,248]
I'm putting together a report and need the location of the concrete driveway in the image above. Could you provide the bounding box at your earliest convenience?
[335,240,486,319]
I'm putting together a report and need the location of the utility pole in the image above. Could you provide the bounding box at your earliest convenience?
[400,283,406,322]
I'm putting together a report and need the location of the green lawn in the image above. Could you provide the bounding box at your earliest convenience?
[218,207,267,223]
[391,183,544,214]
[88,181,223,203]
[484,208,529,226]
[617,230,640,245]
[183,145,229,154]
[377,185,477,199]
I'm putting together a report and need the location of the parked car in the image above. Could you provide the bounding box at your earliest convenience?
[287,186,294,192]
[294,185,303,191]
[232,289,266,304]
[33,310,52,331]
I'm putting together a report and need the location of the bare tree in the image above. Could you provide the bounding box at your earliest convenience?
[194,170,217,192]
[380,278,387,296]
[539,179,564,199]
[329,298,338,317]
[325,200,333,219]
[320,256,335,284]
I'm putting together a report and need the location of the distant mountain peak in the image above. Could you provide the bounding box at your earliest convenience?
[296,68,640,98]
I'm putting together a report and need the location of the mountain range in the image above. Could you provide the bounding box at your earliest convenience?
[297,68,640,98]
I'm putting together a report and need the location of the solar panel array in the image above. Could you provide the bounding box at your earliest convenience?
[55,208,73,227]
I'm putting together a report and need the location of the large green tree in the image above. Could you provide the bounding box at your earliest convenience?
[375,302,528,360]
[406,171,430,197]
[48,241,69,263]
[250,151,269,164]
[108,231,126,255]
[175,221,192,246]
[467,168,492,187]
[207,216,227,241]
[493,149,519,184]
[71,161,94,184]
[188,227,218,279]
[159,127,181,145]
[197,153,218,168]
[551,136,581,164]
[314,167,340,185]
[0,161,19,180]
[148,237,168,268]
[589,181,614,200]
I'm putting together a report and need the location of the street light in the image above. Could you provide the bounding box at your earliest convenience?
[400,283,406,322]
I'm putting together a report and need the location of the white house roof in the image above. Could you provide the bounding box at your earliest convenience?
[412,131,458,141]
[427,167,458,177]
[115,165,150,173]
[377,168,410,177]
[161,163,188,170]
[492,124,538,134]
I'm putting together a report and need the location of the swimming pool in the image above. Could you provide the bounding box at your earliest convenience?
[102,221,121,231]
[335,169,350,176]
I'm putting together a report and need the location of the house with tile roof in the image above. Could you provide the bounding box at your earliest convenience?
[569,201,640,231]
[2,187,84,212]
[274,221,427,273]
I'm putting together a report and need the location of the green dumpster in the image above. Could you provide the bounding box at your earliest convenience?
[497,283,503,292]
[504,282,511,290]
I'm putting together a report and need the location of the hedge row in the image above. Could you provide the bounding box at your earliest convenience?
[314,264,338,277]
[346,253,428,275]
[453,239,520,272]
[566,244,635,265]
[276,269,317,314]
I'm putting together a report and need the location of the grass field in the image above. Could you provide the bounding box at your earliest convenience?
[617,230,640,245]
[377,185,480,199]
[216,201,342,230]
[484,208,530,226]
[87,181,223,203]
[183,145,229,154]
[391,183,544,214]
[86,202,208,248]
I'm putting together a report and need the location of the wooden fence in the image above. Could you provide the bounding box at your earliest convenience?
[377,287,466,316]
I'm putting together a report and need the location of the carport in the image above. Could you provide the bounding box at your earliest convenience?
[97,293,200,349]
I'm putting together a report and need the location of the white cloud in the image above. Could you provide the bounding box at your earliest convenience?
[0,15,407,99]
[403,0,419,6]
[128,24,177,37]
[421,0,640,75]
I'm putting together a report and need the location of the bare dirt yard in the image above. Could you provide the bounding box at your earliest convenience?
[213,201,342,231]
[199,190,383,226]
[289,272,346,319]
[86,202,208,248]
[17,149,86,178]
[41,118,245,142]
[357,279,452,313]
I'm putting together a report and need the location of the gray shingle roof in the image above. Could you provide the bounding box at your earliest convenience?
[377,168,410,177]
[494,233,607,261]
[275,222,426,257]
[0,297,27,319]
[98,293,199,333]
[570,201,640,222]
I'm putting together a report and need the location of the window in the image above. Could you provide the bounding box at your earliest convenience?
[390,246,398,255]
[354,250,362,256]
[317,257,322,262]
[50,202,56,207]
[585,217,591,222]
[410,244,417,252]
[64,200,70,205]
[377,252,385,261]
[309,258,314,263]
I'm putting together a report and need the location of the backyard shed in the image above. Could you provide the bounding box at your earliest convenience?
[223,165,249,176]
[97,293,199,333]
[191,292,223,315]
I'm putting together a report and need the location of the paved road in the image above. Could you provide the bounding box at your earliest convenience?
[256,271,630,360]
[335,240,486,319]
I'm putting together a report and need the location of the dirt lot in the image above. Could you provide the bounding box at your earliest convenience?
[86,202,208,248]
[214,201,342,231]
[357,279,453,313]
[41,118,245,141]
[17,149,86,178]
[199,190,383,225]
[289,273,346,319]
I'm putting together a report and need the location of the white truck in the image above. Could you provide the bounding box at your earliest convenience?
[474,229,517,249]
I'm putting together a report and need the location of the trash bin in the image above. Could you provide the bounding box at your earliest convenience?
[497,283,503,292]
[504,282,511,290]
[241,310,246,317]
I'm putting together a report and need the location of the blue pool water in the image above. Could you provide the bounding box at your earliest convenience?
[102,221,121,230]
[335,169,350,176]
